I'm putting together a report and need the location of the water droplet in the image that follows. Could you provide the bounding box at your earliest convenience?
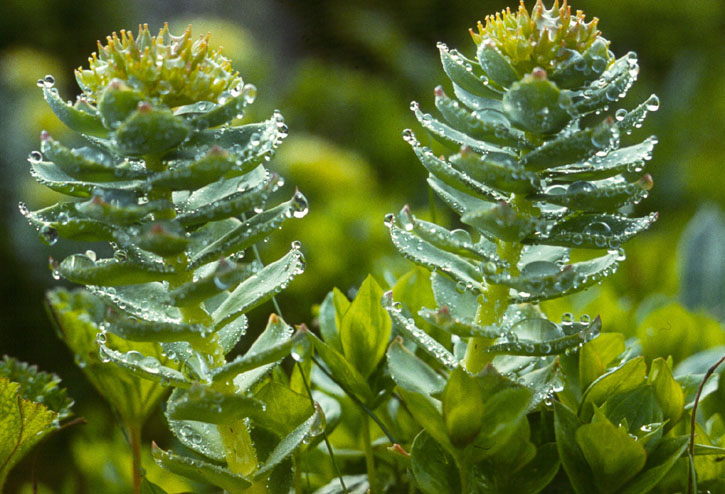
[291,240,302,250]
[28,150,43,162]
[645,95,660,111]
[41,225,58,245]
[242,83,257,104]
[615,108,628,121]
[43,75,55,88]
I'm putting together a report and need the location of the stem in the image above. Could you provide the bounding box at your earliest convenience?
[688,354,725,494]
[361,411,377,494]
[127,423,142,494]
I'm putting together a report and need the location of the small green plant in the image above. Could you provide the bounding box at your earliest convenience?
[20,24,315,493]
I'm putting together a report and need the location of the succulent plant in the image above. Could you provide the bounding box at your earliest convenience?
[380,1,687,492]
[21,23,314,493]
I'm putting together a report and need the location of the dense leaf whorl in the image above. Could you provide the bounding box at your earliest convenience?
[22,23,314,491]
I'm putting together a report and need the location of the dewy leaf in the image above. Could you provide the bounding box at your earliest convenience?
[339,275,392,378]
[439,43,502,99]
[387,337,447,396]
[211,248,305,329]
[98,343,190,389]
[410,431,461,494]
[166,386,266,424]
[0,358,73,489]
[57,253,176,286]
[443,367,484,448]
[570,53,640,116]
[431,271,478,322]
[251,382,314,436]
[502,73,572,134]
[575,414,647,494]
[531,212,658,249]
[42,86,107,137]
[114,105,190,156]
[151,442,252,491]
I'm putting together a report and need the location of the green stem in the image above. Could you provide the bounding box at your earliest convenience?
[361,411,377,494]
[126,423,143,494]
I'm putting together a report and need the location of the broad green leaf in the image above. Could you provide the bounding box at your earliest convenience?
[474,387,532,457]
[253,406,323,479]
[580,357,648,421]
[387,221,483,292]
[316,289,345,352]
[521,119,617,171]
[533,212,658,249]
[503,74,571,134]
[618,436,689,494]
[398,388,455,456]
[410,431,461,494]
[439,44,502,99]
[505,442,561,494]
[575,414,647,493]
[554,401,596,494]
[339,275,392,378]
[600,385,663,434]
[443,367,484,448]
[648,358,684,431]
[211,249,305,329]
[306,331,373,404]
[387,337,446,396]
[0,358,73,489]
[251,382,314,436]
[579,332,626,391]
[42,85,107,137]
[151,443,252,491]
[166,416,226,462]
[431,272,478,322]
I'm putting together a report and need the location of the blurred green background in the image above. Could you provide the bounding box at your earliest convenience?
[0,0,723,491]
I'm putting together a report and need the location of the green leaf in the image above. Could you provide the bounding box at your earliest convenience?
[505,442,561,494]
[139,478,168,494]
[550,38,610,89]
[306,331,374,404]
[579,332,626,392]
[0,358,73,489]
[439,44,502,99]
[398,388,455,456]
[98,342,190,389]
[147,146,238,190]
[387,337,446,396]
[57,253,176,286]
[253,405,323,479]
[29,159,144,198]
[170,259,261,307]
[531,177,650,212]
[487,317,601,357]
[449,148,540,194]
[648,358,685,431]
[317,289,348,353]
[419,307,500,338]
[104,311,209,343]
[431,272,478,322]
[251,382,314,436]
[600,385,663,434]
[502,74,572,134]
[618,437,689,494]
[97,81,145,128]
[21,202,117,244]
[570,53,639,116]
[166,385,266,424]
[580,357,648,421]
[383,292,459,370]
[410,431,461,494]
[443,367,484,448]
[521,119,617,171]
[575,414,647,494]
[339,275,392,378]
[166,417,226,462]
[40,137,145,181]
[532,212,658,250]
[215,315,294,389]
[42,85,108,137]
[191,91,252,129]
[427,174,493,219]
[543,137,656,181]
[477,41,520,88]
[114,105,190,156]
[387,221,483,292]
[474,387,532,457]
[211,248,305,329]
[617,94,660,135]
[151,443,252,491]
[554,401,596,494]
[463,201,544,243]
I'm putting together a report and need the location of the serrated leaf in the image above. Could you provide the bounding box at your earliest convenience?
[531,213,658,249]
[410,430,461,494]
[338,275,392,378]
[575,414,647,494]
[211,249,305,329]
[42,86,107,137]
[151,443,252,491]
[387,337,446,396]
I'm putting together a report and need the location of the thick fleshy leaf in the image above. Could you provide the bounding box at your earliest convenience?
[115,105,190,156]
[166,386,265,425]
[487,317,601,357]
[167,416,226,462]
[502,74,572,134]
[339,275,392,378]
[616,94,660,135]
[450,148,539,194]
[530,213,658,249]
[151,443,252,491]
[213,315,294,384]
[550,38,610,89]
[418,307,500,338]
[431,272,478,322]
[40,138,145,181]
[439,43,502,99]
[29,160,144,198]
[189,192,307,269]
[170,259,260,307]
[476,41,520,88]
[21,202,117,243]
[542,136,656,181]
[383,292,458,370]
[410,431,461,494]
[57,253,176,286]
[462,201,544,243]
[521,119,617,171]
[42,86,107,137]
[98,343,190,388]
[427,174,493,218]
[147,147,238,190]
[569,53,639,116]
[211,248,305,329]
[190,90,252,129]
[387,221,483,292]
[532,177,650,212]
[96,81,144,128]
[105,311,210,343]
[387,337,446,396]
